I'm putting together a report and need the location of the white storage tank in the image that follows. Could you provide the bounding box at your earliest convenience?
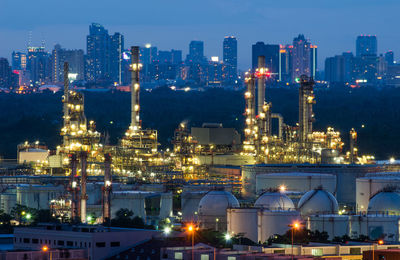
[257,210,300,243]
[367,191,400,215]
[181,191,207,222]
[0,193,16,214]
[16,185,64,210]
[227,208,258,242]
[307,215,349,240]
[198,190,239,231]
[356,176,400,213]
[298,189,339,216]
[256,172,336,195]
[254,192,295,210]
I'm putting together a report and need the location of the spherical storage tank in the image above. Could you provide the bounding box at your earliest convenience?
[367,191,400,215]
[198,190,239,231]
[356,176,400,212]
[255,172,336,195]
[254,192,295,210]
[298,189,338,216]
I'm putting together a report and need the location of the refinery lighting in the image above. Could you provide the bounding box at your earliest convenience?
[279,185,286,192]
[164,226,171,235]
[224,233,232,241]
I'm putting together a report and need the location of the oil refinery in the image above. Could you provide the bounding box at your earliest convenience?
[2,50,395,228]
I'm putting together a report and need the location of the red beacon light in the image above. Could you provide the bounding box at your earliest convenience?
[255,68,271,78]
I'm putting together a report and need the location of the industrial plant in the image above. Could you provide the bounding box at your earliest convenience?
[3,48,400,260]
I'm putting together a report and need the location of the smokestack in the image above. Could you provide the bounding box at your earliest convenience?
[130,46,141,131]
[257,56,266,116]
[69,154,79,223]
[80,151,88,223]
[103,153,112,224]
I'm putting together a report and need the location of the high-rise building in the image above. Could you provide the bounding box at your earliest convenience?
[279,45,292,82]
[186,41,205,63]
[171,50,182,64]
[11,52,27,70]
[110,33,124,85]
[252,42,280,73]
[51,44,85,83]
[385,51,394,65]
[356,35,377,57]
[27,46,50,86]
[0,58,14,88]
[291,34,317,82]
[223,36,237,84]
[207,57,223,86]
[86,23,124,84]
[325,55,345,83]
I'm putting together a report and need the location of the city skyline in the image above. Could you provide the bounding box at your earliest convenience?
[0,0,399,69]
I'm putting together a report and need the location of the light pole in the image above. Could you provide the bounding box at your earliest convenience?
[288,222,300,260]
[187,224,195,260]
[42,245,52,260]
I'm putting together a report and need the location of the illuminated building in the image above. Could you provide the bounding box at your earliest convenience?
[51,44,85,84]
[356,35,377,57]
[86,23,124,84]
[11,51,27,70]
[0,58,16,89]
[252,42,280,76]
[385,50,394,65]
[223,36,238,84]
[291,34,317,82]
[27,46,50,86]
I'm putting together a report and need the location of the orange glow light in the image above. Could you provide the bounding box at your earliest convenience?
[378,240,384,245]
[188,224,194,232]
[42,245,49,252]
[293,222,300,229]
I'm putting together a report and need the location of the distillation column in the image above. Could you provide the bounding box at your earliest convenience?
[103,153,112,223]
[298,75,315,145]
[80,151,88,223]
[63,62,69,145]
[349,128,357,164]
[130,46,141,131]
[244,73,256,152]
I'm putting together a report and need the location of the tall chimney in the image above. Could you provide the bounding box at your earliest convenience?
[80,151,88,223]
[103,153,112,224]
[69,154,79,223]
[130,46,141,131]
[63,62,69,145]
[257,56,266,116]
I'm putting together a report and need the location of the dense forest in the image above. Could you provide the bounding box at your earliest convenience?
[0,86,399,160]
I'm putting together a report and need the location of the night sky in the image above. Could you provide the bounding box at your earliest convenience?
[0,0,398,69]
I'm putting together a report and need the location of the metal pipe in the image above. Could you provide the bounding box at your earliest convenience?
[130,46,141,131]
[80,151,88,223]
[271,113,284,138]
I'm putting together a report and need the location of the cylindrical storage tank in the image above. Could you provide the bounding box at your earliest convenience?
[356,177,400,213]
[321,149,340,164]
[256,173,336,195]
[254,192,295,210]
[227,208,258,242]
[258,210,300,243]
[111,191,148,219]
[87,183,103,205]
[181,191,207,222]
[1,194,16,214]
[198,190,240,231]
[307,215,349,240]
[159,193,173,219]
[241,166,258,198]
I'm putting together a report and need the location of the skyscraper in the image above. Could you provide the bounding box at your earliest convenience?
[110,33,124,85]
[385,51,394,65]
[86,23,124,84]
[252,42,280,74]
[51,44,85,83]
[356,35,377,57]
[291,34,317,82]
[27,46,50,86]
[186,41,205,63]
[223,36,237,84]
[0,58,14,88]
[11,52,27,70]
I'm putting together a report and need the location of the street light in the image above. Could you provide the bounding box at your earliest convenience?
[187,224,195,260]
[225,233,232,242]
[288,221,302,260]
[163,226,171,235]
[42,245,52,260]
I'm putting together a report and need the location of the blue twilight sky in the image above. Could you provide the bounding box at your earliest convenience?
[0,0,398,70]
